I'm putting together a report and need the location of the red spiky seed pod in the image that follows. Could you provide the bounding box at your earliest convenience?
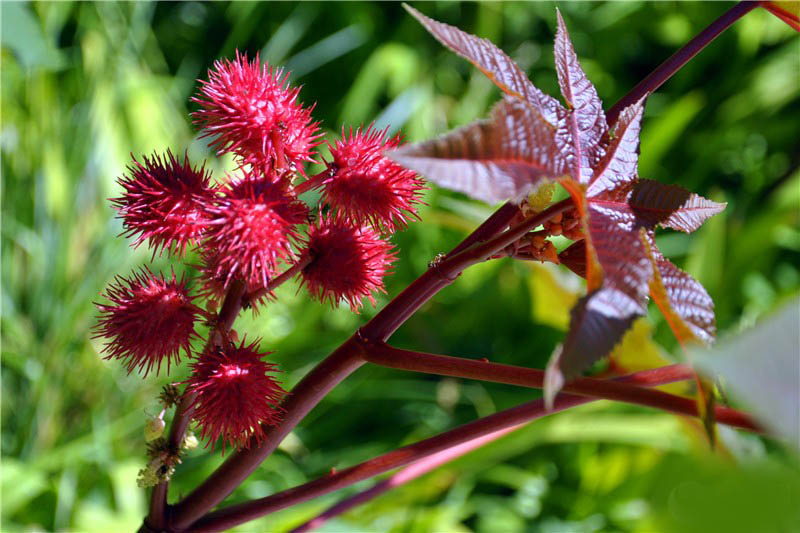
[316,125,425,233]
[94,268,203,376]
[300,217,396,311]
[111,151,215,256]
[192,51,321,171]
[203,173,308,290]
[184,338,284,452]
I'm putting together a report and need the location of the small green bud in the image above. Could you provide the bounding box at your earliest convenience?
[145,415,166,442]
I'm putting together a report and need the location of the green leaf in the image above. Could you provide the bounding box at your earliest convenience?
[0,459,50,517]
[692,301,800,447]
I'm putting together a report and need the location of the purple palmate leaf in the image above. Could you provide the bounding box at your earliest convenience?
[554,9,607,184]
[643,232,716,345]
[628,180,727,233]
[589,179,726,233]
[389,97,565,204]
[544,288,639,407]
[544,204,652,404]
[401,6,725,404]
[587,101,645,197]
[402,4,563,125]
[559,233,717,349]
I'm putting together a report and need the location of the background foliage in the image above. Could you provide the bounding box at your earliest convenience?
[2,2,798,531]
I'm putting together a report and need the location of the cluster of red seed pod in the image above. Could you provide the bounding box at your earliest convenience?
[94,52,425,452]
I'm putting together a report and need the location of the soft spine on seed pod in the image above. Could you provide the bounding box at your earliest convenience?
[300,216,397,312]
[201,173,308,291]
[312,125,426,233]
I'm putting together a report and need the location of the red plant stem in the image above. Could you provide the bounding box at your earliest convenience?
[143,280,247,532]
[188,364,727,532]
[245,255,312,304]
[271,129,287,171]
[445,199,573,272]
[169,338,366,530]
[362,344,760,431]
[292,426,519,533]
[167,202,537,529]
[605,1,760,125]
[359,199,573,342]
[447,202,521,256]
[293,168,331,195]
[761,1,800,31]
[215,280,248,332]
[170,195,544,529]
[291,363,699,532]
[146,483,167,531]
[162,5,761,527]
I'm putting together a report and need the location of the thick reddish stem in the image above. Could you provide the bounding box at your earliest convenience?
[291,427,519,533]
[187,365,729,532]
[145,486,166,532]
[447,202,521,256]
[143,280,247,531]
[606,1,760,124]
[293,168,331,195]
[362,344,760,431]
[168,338,366,530]
[761,1,800,31]
[359,199,572,342]
[167,201,539,529]
[290,363,698,532]
[156,5,761,527]
[244,255,312,305]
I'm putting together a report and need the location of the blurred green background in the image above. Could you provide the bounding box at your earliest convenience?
[2,2,798,531]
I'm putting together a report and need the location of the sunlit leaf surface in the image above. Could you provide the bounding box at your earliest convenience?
[693,302,800,447]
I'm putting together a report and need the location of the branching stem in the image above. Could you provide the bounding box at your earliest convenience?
[289,361,745,532]
[294,168,331,195]
[362,344,759,431]
[606,1,760,124]
[245,255,312,305]
[143,280,246,532]
[144,4,762,530]
[188,364,730,532]
[168,200,534,529]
